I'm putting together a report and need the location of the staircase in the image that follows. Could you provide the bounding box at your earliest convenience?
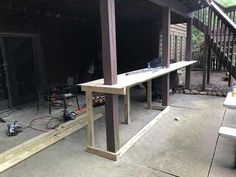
[193,1,236,86]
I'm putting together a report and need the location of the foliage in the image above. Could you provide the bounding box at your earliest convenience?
[215,0,236,7]
[192,0,236,50]
[192,27,204,50]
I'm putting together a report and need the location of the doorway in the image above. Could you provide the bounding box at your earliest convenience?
[0,33,42,109]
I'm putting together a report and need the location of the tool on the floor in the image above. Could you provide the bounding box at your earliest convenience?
[74,102,87,115]
[6,121,22,136]
[92,95,105,107]
[63,110,77,121]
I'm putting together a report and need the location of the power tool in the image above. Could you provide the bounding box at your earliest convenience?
[92,95,105,107]
[6,121,23,136]
[63,110,77,121]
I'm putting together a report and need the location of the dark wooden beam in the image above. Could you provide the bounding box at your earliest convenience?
[150,0,190,17]
[162,6,170,106]
[202,35,208,91]
[185,18,193,90]
[225,5,236,13]
[100,0,119,153]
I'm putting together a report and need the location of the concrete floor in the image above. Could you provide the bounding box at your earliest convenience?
[0,87,235,177]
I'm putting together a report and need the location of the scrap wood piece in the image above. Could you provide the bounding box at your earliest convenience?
[116,106,170,160]
[0,113,103,173]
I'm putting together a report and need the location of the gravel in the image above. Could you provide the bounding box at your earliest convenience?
[178,70,233,95]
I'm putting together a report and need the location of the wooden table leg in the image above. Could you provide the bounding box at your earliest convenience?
[124,88,130,124]
[147,80,152,109]
[86,91,94,147]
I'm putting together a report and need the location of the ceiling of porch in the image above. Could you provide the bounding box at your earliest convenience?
[0,0,209,23]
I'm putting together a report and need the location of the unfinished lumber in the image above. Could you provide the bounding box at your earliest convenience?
[86,91,95,147]
[124,88,130,124]
[86,106,170,161]
[219,126,236,140]
[0,113,103,173]
[151,105,167,111]
[147,80,152,110]
[224,92,236,109]
[80,61,196,95]
[86,146,117,161]
[116,106,170,160]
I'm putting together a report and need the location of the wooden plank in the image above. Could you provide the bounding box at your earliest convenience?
[215,16,220,47]
[0,113,103,173]
[124,88,130,124]
[100,0,119,153]
[147,80,152,110]
[185,18,193,90]
[86,91,94,147]
[81,85,126,95]
[229,34,235,86]
[203,8,205,24]
[174,36,178,59]
[162,6,170,107]
[223,92,236,109]
[212,13,216,44]
[86,146,117,161]
[149,0,190,18]
[202,36,208,90]
[219,127,236,140]
[105,94,120,152]
[86,107,170,161]
[116,106,171,159]
[151,105,167,111]
[100,0,117,85]
[80,61,196,94]
[162,74,169,106]
[219,21,223,59]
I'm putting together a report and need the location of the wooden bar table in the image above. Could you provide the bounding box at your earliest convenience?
[219,92,236,166]
[79,60,196,160]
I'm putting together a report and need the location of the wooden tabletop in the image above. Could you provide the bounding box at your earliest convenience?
[79,60,196,95]
[223,92,236,109]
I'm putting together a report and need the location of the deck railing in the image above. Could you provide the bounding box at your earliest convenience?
[193,1,236,83]
[214,1,236,24]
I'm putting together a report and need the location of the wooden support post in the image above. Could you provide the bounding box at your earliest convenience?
[86,91,94,147]
[207,9,213,84]
[100,0,120,152]
[161,7,170,107]
[185,18,193,90]
[202,35,208,91]
[100,0,117,85]
[124,88,130,124]
[105,94,120,152]
[147,80,152,109]
[229,34,235,86]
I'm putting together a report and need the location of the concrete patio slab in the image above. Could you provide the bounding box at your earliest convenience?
[0,90,235,177]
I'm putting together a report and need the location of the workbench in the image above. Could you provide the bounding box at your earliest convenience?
[219,92,236,139]
[79,60,196,160]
